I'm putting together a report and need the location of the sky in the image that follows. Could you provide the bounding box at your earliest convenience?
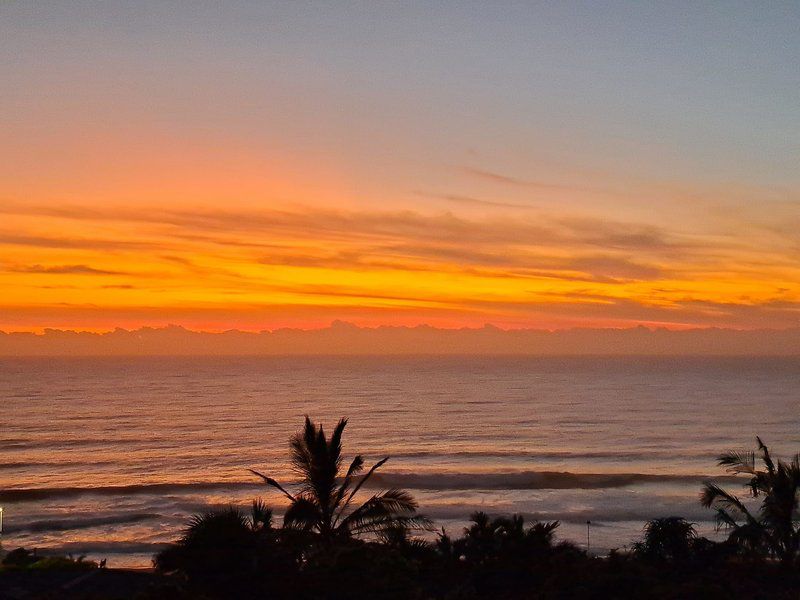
[2,1,799,333]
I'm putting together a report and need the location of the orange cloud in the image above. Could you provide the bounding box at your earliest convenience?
[1,200,799,332]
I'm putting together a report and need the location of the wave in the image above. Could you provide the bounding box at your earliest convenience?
[0,460,119,470]
[5,512,162,534]
[0,470,742,501]
[0,481,262,502]
[35,541,169,555]
[369,471,740,491]
[1,438,182,450]
[420,503,718,524]
[425,509,717,525]
[387,449,709,460]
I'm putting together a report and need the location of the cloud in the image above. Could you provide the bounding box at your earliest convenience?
[10,264,126,275]
[0,201,772,286]
[0,232,158,251]
[4,319,800,359]
[0,202,781,276]
[257,242,664,284]
[462,167,568,190]
[416,191,537,210]
[1,200,798,331]
[458,294,800,329]
[461,166,611,198]
[564,256,663,281]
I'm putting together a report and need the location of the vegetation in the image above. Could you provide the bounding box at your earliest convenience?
[631,517,698,561]
[1,547,98,571]
[152,500,300,597]
[5,422,799,598]
[145,423,800,598]
[701,436,800,565]
[250,416,430,541]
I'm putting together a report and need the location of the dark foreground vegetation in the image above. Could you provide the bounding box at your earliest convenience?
[2,421,798,599]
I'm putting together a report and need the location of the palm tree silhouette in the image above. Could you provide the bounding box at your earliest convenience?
[458,511,560,565]
[251,417,429,541]
[701,436,800,564]
[154,500,276,581]
[632,517,697,561]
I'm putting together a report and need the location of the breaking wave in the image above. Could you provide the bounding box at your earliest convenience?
[37,541,170,555]
[0,481,263,502]
[5,512,162,533]
[0,470,740,501]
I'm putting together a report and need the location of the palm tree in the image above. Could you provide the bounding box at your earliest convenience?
[154,500,275,579]
[493,514,560,549]
[700,436,800,564]
[632,517,697,561]
[459,512,560,565]
[251,417,429,541]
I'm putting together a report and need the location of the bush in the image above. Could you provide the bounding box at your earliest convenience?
[2,547,38,569]
[29,555,97,571]
[1,548,97,571]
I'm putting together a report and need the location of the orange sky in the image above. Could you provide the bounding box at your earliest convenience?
[2,3,799,333]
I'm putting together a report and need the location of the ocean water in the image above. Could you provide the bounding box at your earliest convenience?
[1,355,798,568]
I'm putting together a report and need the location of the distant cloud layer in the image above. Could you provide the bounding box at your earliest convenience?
[1,198,799,332]
[2,324,799,356]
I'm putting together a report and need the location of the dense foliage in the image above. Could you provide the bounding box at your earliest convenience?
[701,436,800,564]
[1,547,98,572]
[151,509,800,599]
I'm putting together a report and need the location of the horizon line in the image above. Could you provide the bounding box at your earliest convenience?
[4,321,800,336]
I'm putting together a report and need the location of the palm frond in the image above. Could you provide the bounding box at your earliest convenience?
[339,489,427,535]
[283,496,320,531]
[183,508,251,544]
[718,450,756,474]
[528,520,560,537]
[713,507,739,529]
[332,455,365,526]
[757,436,775,475]
[249,469,296,502]
[329,418,348,470]
[701,483,748,514]
[289,417,340,520]
[347,514,433,535]
[341,489,417,524]
[251,498,273,530]
[290,419,316,484]
[338,456,389,515]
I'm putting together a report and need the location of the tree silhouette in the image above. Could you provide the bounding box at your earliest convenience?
[456,511,560,566]
[701,436,800,564]
[251,417,429,541]
[632,517,697,561]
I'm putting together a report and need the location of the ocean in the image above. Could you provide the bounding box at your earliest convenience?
[1,355,798,568]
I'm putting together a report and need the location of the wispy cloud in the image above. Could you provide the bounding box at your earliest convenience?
[0,202,692,255]
[461,166,612,198]
[1,200,798,331]
[416,191,538,210]
[9,264,126,275]
[0,232,159,251]
[462,167,568,190]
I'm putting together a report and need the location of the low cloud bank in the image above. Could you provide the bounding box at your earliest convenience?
[1,321,799,356]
